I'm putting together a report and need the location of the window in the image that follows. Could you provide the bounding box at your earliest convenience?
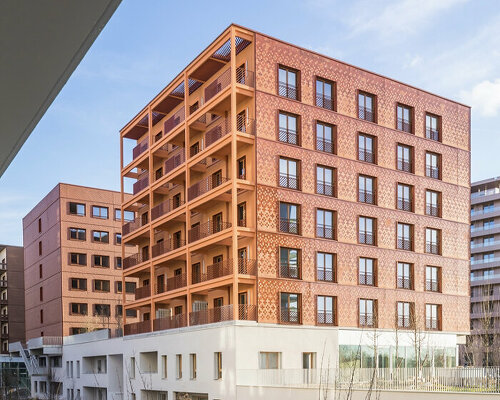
[358,175,375,204]
[315,165,335,197]
[69,228,86,241]
[70,278,87,291]
[359,257,375,286]
[237,157,246,179]
[70,303,87,315]
[316,78,334,110]
[116,305,122,316]
[259,352,281,369]
[116,257,122,269]
[316,209,335,239]
[425,228,440,254]
[279,157,300,189]
[358,216,376,245]
[161,355,167,379]
[93,280,110,292]
[397,302,413,328]
[69,202,85,216]
[69,253,86,266]
[425,152,440,179]
[126,309,137,318]
[190,354,197,380]
[279,202,300,234]
[115,281,122,293]
[40,309,43,323]
[214,352,223,379]
[93,304,110,317]
[278,65,299,100]
[114,209,121,220]
[317,295,335,325]
[426,190,440,217]
[397,262,413,289]
[397,144,413,173]
[130,357,136,379]
[484,218,494,229]
[316,122,335,153]
[358,92,376,122]
[359,299,376,327]
[278,111,299,145]
[176,355,182,379]
[40,286,43,301]
[39,264,43,278]
[38,218,42,233]
[426,266,440,292]
[483,235,494,246]
[38,241,42,256]
[279,248,300,279]
[397,183,413,212]
[397,223,413,251]
[92,230,109,243]
[425,304,440,330]
[125,282,136,294]
[123,210,134,222]
[237,202,246,227]
[358,133,376,163]
[92,206,108,219]
[280,292,300,324]
[93,255,110,268]
[425,113,440,141]
[396,104,413,133]
[317,252,335,282]
[115,233,122,244]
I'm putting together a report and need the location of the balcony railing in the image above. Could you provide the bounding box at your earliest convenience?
[153,313,187,331]
[151,238,186,258]
[236,68,255,88]
[190,304,233,326]
[317,311,335,325]
[426,166,440,179]
[279,174,299,190]
[279,261,300,279]
[236,116,256,135]
[123,252,149,270]
[397,277,412,289]
[398,316,412,328]
[188,176,230,201]
[151,198,185,220]
[133,174,149,195]
[205,117,230,148]
[397,118,412,133]
[359,273,374,286]
[192,259,232,284]
[278,128,299,145]
[426,128,440,141]
[358,190,374,204]
[156,273,187,294]
[397,158,412,172]
[471,188,500,198]
[132,138,148,160]
[316,137,333,153]
[359,313,375,327]
[316,94,333,110]
[280,308,300,324]
[397,238,412,251]
[124,320,151,336]
[278,82,299,100]
[425,318,439,330]
[426,204,440,217]
[123,216,147,236]
[359,232,374,245]
[164,151,185,175]
[205,69,231,103]
[188,220,232,243]
[397,198,412,212]
[164,107,185,136]
[358,149,374,163]
[317,182,334,196]
[135,285,150,301]
[316,224,334,239]
[317,269,334,282]
[279,218,300,235]
[238,258,257,275]
[358,106,374,122]
[425,280,439,292]
[426,242,440,254]
[0,281,7,288]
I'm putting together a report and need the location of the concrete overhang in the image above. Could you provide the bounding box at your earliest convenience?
[0,0,121,177]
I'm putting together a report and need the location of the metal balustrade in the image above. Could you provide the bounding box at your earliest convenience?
[316,94,333,110]
[192,259,233,284]
[398,316,412,328]
[280,309,300,324]
[358,149,374,163]
[316,137,333,153]
[398,198,412,211]
[188,220,232,243]
[124,320,151,336]
[205,69,231,102]
[426,128,440,141]
[359,313,375,327]
[426,279,439,292]
[426,204,440,216]
[135,285,150,301]
[316,224,334,239]
[132,138,148,160]
[236,116,256,135]
[317,311,335,325]
[397,158,412,172]
[358,106,374,122]
[164,151,185,175]
[279,218,300,235]
[123,252,149,270]
[426,166,440,179]
[317,269,334,282]
[359,273,374,286]
[164,107,185,135]
[359,232,374,245]
[133,175,149,195]
[317,182,333,196]
[397,277,412,289]
[359,190,374,204]
[238,259,257,275]
[278,82,299,100]
[122,217,143,236]
[151,198,184,220]
[278,128,299,145]
[397,118,412,133]
[279,174,299,190]
[397,238,412,251]
[279,261,300,279]
[205,118,230,147]
[236,68,255,88]
[151,238,186,258]
[426,242,440,254]
[188,176,230,201]
[426,318,439,330]
[153,313,187,331]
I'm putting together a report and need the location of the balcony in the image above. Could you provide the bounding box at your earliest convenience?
[156,273,187,294]
[188,220,232,243]
[397,119,412,133]
[188,176,230,201]
[153,313,187,331]
[151,198,185,220]
[236,67,255,88]
[189,304,257,326]
[151,238,186,258]
[358,106,374,122]
[205,117,230,148]
[164,107,185,136]
[135,285,151,301]
[164,151,185,175]
[133,138,149,160]
[123,216,147,236]
[426,128,440,141]
[123,252,149,270]
[124,320,151,336]
[237,115,256,135]
[192,259,232,284]
[205,68,231,103]
[133,174,149,195]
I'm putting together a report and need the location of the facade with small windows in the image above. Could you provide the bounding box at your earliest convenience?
[116,23,470,372]
[22,183,139,340]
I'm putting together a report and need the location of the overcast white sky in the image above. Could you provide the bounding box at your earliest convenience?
[1,0,499,245]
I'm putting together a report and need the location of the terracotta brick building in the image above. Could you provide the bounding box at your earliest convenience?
[23,183,138,340]
[120,24,470,365]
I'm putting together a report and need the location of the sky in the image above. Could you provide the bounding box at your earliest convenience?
[1,0,500,246]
